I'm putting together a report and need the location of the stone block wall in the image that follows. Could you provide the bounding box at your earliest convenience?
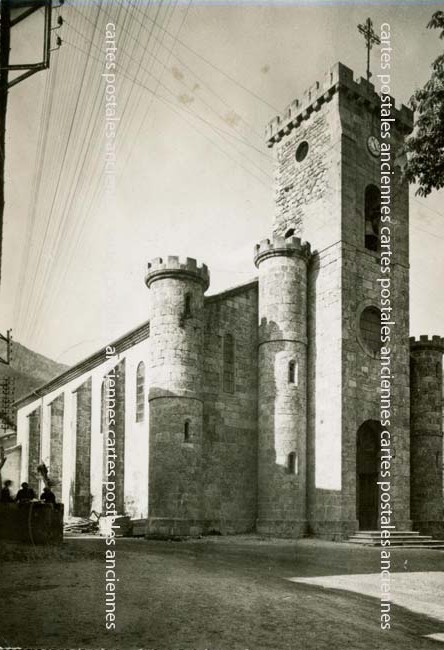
[272,97,341,254]
[273,110,331,233]
[306,247,343,537]
[202,282,258,533]
[49,393,64,502]
[74,378,92,517]
[340,248,411,531]
[410,337,444,536]
[149,398,203,535]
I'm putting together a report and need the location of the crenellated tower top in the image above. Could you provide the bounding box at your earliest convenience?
[254,235,311,268]
[410,335,444,353]
[145,256,210,291]
[265,62,413,148]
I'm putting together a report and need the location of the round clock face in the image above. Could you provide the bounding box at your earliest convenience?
[367,135,381,158]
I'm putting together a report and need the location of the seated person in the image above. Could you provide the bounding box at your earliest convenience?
[0,479,13,503]
[15,482,36,503]
[40,486,56,504]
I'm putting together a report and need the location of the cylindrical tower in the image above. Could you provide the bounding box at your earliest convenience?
[410,335,444,537]
[254,235,310,537]
[145,256,209,537]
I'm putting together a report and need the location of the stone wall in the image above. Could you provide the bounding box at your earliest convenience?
[74,378,92,517]
[306,247,344,537]
[410,337,444,537]
[273,110,331,237]
[49,393,64,502]
[202,281,258,533]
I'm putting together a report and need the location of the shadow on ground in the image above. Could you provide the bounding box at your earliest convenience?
[1,535,443,650]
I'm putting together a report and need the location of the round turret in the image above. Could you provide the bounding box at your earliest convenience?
[254,236,310,342]
[145,255,209,291]
[145,256,209,399]
[410,335,444,536]
[254,235,311,537]
[145,256,209,537]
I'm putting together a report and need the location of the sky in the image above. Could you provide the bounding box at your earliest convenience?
[1,0,443,365]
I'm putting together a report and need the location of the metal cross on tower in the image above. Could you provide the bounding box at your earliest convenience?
[358,17,381,81]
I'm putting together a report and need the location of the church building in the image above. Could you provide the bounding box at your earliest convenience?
[15,62,444,539]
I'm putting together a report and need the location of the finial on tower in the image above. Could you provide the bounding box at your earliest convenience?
[357,18,381,81]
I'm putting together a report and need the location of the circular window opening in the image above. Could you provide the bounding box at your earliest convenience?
[295,141,309,162]
[359,307,381,355]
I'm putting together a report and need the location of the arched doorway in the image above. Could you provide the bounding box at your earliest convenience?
[356,420,381,530]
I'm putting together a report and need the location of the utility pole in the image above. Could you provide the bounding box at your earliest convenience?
[0,0,11,285]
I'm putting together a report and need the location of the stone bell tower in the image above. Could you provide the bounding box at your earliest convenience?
[265,62,413,537]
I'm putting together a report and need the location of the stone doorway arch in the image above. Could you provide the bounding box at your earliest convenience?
[356,420,381,530]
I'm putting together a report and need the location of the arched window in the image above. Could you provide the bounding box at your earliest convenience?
[223,333,235,393]
[184,420,190,442]
[135,362,145,422]
[288,360,298,385]
[359,307,381,355]
[288,452,297,474]
[364,185,381,252]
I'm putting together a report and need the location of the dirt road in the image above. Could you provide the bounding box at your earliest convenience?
[1,535,443,649]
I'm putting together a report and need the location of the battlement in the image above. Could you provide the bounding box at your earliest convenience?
[265,62,413,148]
[145,256,210,290]
[410,335,444,352]
[254,235,311,268]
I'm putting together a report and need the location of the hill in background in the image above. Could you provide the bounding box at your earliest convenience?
[0,341,68,424]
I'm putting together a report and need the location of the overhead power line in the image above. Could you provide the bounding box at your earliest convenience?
[65,2,268,155]
[125,0,280,113]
